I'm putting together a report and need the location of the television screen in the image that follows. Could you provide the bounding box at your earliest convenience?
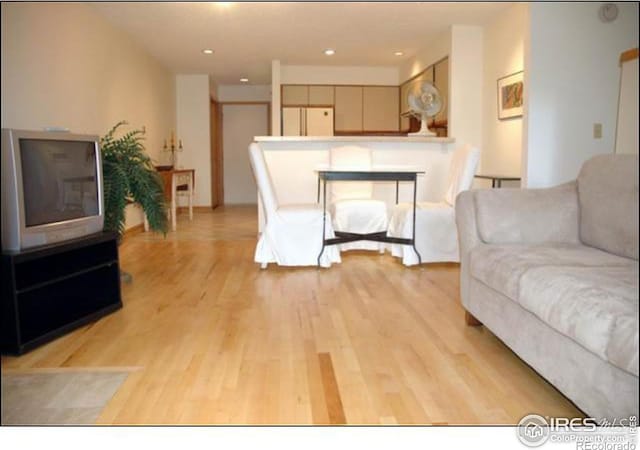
[20,139,99,227]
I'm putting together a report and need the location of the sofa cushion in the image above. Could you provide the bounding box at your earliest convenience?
[470,243,635,302]
[578,154,639,260]
[475,182,580,245]
[518,265,639,377]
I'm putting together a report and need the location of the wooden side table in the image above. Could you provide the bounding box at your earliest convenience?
[145,168,195,231]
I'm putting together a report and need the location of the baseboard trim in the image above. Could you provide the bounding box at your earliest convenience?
[123,223,145,239]
[176,206,214,213]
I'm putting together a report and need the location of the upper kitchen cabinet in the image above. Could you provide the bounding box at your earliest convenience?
[282,85,309,106]
[282,84,401,134]
[334,86,363,132]
[363,86,399,132]
[433,57,448,125]
[308,86,334,106]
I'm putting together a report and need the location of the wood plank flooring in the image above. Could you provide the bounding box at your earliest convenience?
[1,206,583,424]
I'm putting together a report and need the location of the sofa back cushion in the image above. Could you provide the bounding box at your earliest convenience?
[578,154,639,260]
[475,182,580,244]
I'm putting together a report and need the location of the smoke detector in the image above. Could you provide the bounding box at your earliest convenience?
[598,3,618,23]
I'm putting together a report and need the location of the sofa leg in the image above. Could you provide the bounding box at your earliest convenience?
[465,311,482,327]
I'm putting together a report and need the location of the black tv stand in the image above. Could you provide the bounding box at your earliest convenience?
[1,232,122,355]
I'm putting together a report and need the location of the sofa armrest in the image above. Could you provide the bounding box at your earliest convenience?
[454,182,580,308]
[455,190,482,308]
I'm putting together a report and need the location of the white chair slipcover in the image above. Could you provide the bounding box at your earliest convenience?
[387,144,480,266]
[329,146,388,251]
[249,144,340,268]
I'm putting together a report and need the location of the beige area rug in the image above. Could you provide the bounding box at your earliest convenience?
[1,370,129,425]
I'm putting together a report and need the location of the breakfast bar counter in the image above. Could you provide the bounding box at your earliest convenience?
[253,135,457,229]
[254,136,455,144]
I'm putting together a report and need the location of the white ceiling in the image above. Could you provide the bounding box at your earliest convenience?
[91,2,512,85]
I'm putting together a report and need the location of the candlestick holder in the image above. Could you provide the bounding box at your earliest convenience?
[163,132,183,167]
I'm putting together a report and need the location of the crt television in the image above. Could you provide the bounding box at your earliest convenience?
[1,128,104,251]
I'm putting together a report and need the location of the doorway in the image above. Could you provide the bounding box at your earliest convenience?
[221,103,269,205]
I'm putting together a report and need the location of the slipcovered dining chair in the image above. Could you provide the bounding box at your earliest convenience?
[248,143,340,268]
[387,144,480,266]
[329,145,388,251]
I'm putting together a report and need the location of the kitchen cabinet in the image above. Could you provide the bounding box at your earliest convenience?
[308,86,334,106]
[363,86,399,132]
[434,58,449,124]
[282,85,309,106]
[400,83,411,132]
[334,86,363,132]
[282,83,401,134]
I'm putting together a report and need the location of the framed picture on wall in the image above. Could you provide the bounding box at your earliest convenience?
[497,71,523,120]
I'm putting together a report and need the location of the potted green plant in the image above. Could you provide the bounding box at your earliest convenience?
[101,121,168,239]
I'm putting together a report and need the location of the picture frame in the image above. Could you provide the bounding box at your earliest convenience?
[497,71,523,120]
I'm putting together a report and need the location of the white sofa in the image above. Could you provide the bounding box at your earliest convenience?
[456,154,639,420]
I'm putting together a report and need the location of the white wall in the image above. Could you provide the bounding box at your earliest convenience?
[0,2,176,229]
[524,2,639,187]
[217,84,271,102]
[449,26,484,151]
[176,74,211,207]
[280,65,399,85]
[399,31,451,83]
[209,78,219,101]
[481,4,526,185]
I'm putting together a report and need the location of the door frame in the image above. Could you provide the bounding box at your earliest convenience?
[210,97,222,208]
[217,101,271,206]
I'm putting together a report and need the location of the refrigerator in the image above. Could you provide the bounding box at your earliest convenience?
[282,107,334,136]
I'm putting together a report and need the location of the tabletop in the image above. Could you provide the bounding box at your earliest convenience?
[316,168,425,182]
[474,174,521,180]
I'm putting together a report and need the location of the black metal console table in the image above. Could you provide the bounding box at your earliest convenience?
[316,169,424,267]
[474,174,521,188]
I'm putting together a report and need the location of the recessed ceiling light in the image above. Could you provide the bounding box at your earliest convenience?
[324,49,336,56]
[240,77,249,83]
[394,51,404,56]
[202,49,214,55]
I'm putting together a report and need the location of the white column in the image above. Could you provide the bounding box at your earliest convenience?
[176,74,211,207]
[449,25,484,151]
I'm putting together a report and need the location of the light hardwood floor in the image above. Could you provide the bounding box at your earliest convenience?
[1,206,583,424]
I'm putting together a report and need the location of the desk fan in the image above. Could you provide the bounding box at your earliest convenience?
[408,81,443,136]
